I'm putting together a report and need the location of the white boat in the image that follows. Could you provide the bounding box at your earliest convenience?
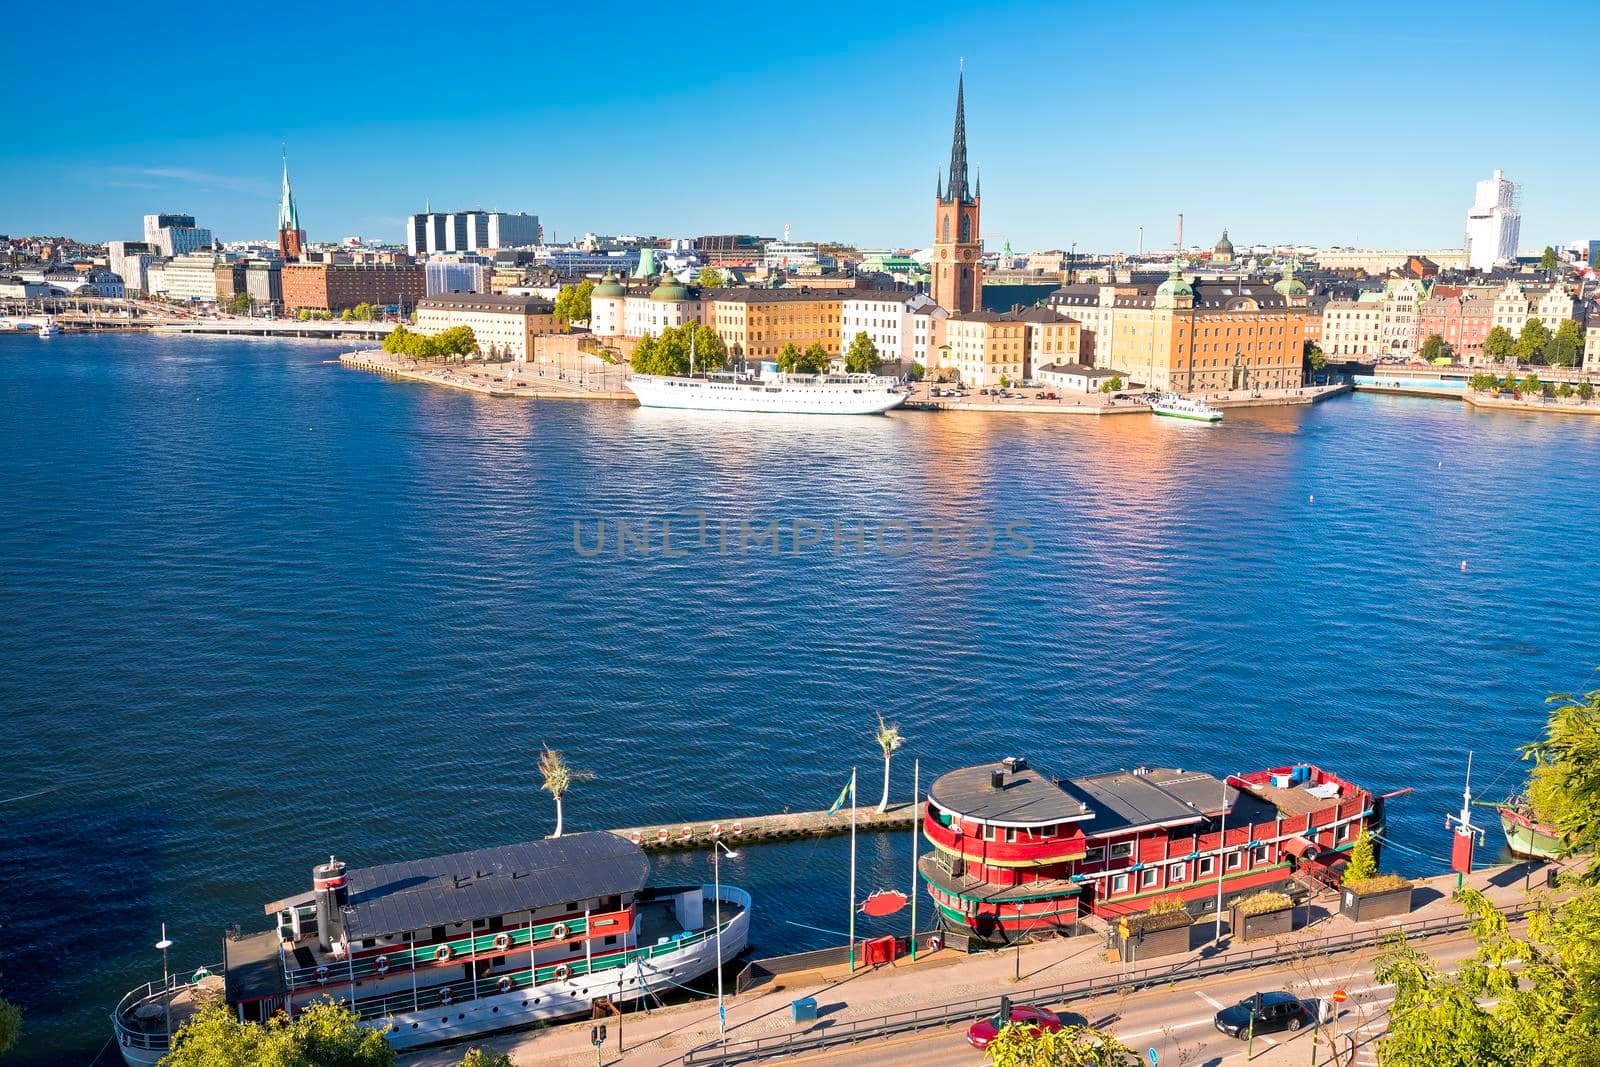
[1149,393,1222,422]
[628,371,905,415]
[35,319,58,338]
[112,833,750,1063]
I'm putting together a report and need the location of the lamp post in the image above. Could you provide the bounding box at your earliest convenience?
[156,924,174,1042]
[712,840,740,1040]
[1213,775,1235,945]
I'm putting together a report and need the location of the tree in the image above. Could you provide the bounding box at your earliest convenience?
[340,308,355,321]
[1521,681,1600,871]
[696,267,724,288]
[455,1049,515,1067]
[1546,319,1582,369]
[1540,246,1559,272]
[1515,318,1550,363]
[907,363,926,381]
[1419,334,1451,363]
[1467,373,1499,392]
[1304,340,1327,372]
[553,280,595,329]
[1557,382,1575,399]
[1591,247,1600,270]
[538,743,592,838]
[629,323,726,376]
[1100,375,1122,394]
[1343,830,1378,884]
[1484,325,1516,362]
[161,998,393,1067]
[845,332,881,375]
[775,342,802,374]
[1519,373,1543,396]
[224,292,254,315]
[1580,382,1595,402]
[0,995,18,1056]
[999,375,1011,389]
[984,1019,1135,1067]
[874,713,904,813]
[800,342,831,374]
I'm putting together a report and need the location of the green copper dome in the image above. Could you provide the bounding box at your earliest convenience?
[650,276,692,302]
[592,271,625,298]
[1274,257,1306,298]
[1156,266,1193,299]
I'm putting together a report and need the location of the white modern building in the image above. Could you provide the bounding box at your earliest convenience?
[762,241,821,270]
[151,252,222,302]
[405,211,540,256]
[1465,170,1521,272]
[424,257,491,296]
[142,213,214,257]
[839,290,944,368]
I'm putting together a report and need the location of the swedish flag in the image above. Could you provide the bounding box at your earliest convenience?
[827,776,855,816]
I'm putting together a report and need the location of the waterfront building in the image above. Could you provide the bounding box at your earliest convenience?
[415,293,561,361]
[153,252,226,303]
[1212,230,1235,265]
[406,211,541,256]
[1586,323,1600,372]
[244,259,283,310]
[625,278,703,338]
[283,262,425,314]
[1491,279,1579,339]
[838,290,944,369]
[1321,294,1383,359]
[143,213,213,257]
[1378,278,1429,360]
[278,152,306,261]
[1010,305,1080,374]
[1037,362,1117,392]
[424,257,491,296]
[940,310,1027,386]
[1465,170,1521,272]
[931,70,982,314]
[704,288,843,363]
[919,756,1377,942]
[107,240,155,292]
[1413,286,1498,364]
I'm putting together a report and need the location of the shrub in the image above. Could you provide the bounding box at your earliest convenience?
[1234,891,1293,917]
[1344,873,1413,896]
[1147,893,1186,915]
[1343,830,1378,885]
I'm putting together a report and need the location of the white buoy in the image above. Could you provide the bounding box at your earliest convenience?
[1461,560,1468,571]
[1309,494,1314,503]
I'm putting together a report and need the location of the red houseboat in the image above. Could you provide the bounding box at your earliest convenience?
[920,757,1377,943]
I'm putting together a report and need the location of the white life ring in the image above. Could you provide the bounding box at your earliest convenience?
[656,828,669,843]
[550,922,569,940]
[553,963,571,982]
[710,823,722,838]
[434,944,453,963]
[315,965,329,983]
[731,821,744,836]
[191,967,212,984]
[375,956,390,975]
[492,933,511,951]
[630,830,642,845]
[928,934,943,952]
[497,976,512,993]
[440,987,453,1006]
[680,825,694,839]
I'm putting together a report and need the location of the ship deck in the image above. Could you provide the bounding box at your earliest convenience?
[224,928,285,1003]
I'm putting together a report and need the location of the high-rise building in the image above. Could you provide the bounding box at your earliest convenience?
[404,211,540,256]
[278,150,306,261]
[931,70,981,313]
[142,213,213,257]
[1465,170,1521,272]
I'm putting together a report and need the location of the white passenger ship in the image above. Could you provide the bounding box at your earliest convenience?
[1149,392,1223,422]
[112,833,751,1063]
[628,371,906,415]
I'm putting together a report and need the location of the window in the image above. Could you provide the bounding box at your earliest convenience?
[984,824,998,841]
[1169,862,1188,883]
[1198,855,1216,877]
[1109,841,1134,860]
[1141,868,1160,888]
[1112,873,1130,894]
[1004,827,1019,844]
[1253,845,1271,866]
[1225,851,1243,871]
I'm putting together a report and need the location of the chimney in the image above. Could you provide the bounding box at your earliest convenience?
[990,769,1006,790]
[312,856,349,952]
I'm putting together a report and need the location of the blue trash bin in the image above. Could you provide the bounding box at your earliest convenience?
[791,997,818,1024]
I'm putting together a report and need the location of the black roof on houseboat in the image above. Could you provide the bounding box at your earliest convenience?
[340,831,649,941]
[1062,768,1236,836]
[928,760,1094,826]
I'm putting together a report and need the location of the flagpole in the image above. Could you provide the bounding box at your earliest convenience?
[849,766,858,973]
[910,758,919,961]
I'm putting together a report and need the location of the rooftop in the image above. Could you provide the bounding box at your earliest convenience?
[417,293,554,314]
[339,832,650,942]
[928,759,1093,827]
[1062,767,1236,836]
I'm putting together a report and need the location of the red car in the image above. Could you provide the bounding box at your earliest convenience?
[965,1002,1062,1049]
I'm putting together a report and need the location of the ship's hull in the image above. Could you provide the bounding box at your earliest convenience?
[1500,809,1563,859]
[627,374,905,415]
[1152,405,1222,422]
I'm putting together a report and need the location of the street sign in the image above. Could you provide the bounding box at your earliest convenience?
[1333,988,1348,1003]
[590,1024,607,1046]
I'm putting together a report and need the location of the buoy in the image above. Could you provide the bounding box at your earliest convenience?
[1308,494,1314,503]
[1461,560,1468,571]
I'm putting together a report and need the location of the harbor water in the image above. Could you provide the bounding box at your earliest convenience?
[3,333,1598,1064]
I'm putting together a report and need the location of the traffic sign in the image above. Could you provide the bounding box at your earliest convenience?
[1333,988,1348,1003]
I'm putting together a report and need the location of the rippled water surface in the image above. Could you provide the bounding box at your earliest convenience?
[3,334,1598,1063]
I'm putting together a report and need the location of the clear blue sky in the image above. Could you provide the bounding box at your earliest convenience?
[7,1,1595,252]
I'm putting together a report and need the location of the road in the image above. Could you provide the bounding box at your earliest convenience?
[782,933,1483,1067]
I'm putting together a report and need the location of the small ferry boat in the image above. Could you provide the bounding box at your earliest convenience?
[112,832,750,1064]
[35,319,58,338]
[628,371,906,415]
[1492,797,1563,859]
[1149,393,1222,422]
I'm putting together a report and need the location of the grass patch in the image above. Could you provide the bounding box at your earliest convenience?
[1233,891,1293,916]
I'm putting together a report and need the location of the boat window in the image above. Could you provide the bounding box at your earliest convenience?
[1109,841,1133,860]
[1112,873,1130,894]
[1140,868,1159,888]
[1083,846,1105,864]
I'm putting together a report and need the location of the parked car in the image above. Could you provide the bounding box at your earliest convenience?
[1040,391,1058,400]
[966,1001,1062,1050]
[1214,992,1315,1039]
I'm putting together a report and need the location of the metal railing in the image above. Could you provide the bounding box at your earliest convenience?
[110,963,224,1053]
[285,913,598,988]
[682,903,1526,1066]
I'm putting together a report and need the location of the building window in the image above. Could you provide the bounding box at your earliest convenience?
[1112,873,1130,894]
[1169,862,1187,883]
[1109,841,1133,860]
[1252,845,1270,866]
[1140,868,1160,888]
[1198,855,1216,877]
[1083,845,1105,864]
[1225,851,1242,871]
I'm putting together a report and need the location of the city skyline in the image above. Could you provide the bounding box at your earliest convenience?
[5,2,1596,250]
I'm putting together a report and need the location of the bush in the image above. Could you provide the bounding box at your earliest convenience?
[1343,830,1378,884]
[1147,893,1186,915]
[1234,891,1293,917]
[1344,873,1413,896]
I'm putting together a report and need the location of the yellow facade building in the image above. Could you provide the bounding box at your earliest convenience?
[415,293,561,360]
[705,288,842,363]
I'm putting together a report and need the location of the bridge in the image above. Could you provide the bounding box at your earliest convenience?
[149,319,397,340]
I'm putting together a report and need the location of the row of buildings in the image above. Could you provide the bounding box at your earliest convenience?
[1321,277,1583,364]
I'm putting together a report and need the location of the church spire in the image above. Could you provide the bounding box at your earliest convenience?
[277,146,300,232]
[946,67,969,203]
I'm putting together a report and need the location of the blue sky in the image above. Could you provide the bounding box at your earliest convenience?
[6,1,1595,252]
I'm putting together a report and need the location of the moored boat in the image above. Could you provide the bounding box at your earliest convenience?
[112,832,750,1064]
[627,371,906,415]
[1149,392,1222,422]
[1494,798,1564,859]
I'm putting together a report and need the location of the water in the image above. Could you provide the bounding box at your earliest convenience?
[3,333,1597,1064]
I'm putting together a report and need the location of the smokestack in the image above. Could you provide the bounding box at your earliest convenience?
[313,856,349,952]
[1176,213,1184,257]
[1138,226,1144,256]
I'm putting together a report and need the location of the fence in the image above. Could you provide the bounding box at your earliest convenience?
[683,904,1526,1065]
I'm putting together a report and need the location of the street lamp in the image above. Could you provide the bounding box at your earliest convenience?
[156,924,174,1041]
[711,840,740,1039]
[1213,775,1237,945]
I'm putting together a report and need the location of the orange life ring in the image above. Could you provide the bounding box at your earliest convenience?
[550,922,569,940]
[497,976,512,993]
[710,823,722,838]
[375,956,390,975]
[492,933,511,951]
[553,963,571,982]
[680,825,693,839]
[731,821,744,835]
[656,828,669,843]
[434,944,452,963]
[630,830,642,845]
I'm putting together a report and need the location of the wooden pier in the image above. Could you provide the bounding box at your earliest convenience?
[603,801,923,852]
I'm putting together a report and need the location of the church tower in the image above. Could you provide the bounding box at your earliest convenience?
[932,69,981,313]
[277,148,306,261]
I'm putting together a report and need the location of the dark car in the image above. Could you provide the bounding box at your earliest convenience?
[966,1002,1062,1049]
[1214,991,1314,1038]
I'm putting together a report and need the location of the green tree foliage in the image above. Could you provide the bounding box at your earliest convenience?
[455,1048,514,1067]
[984,1019,1135,1067]
[0,995,19,1056]
[1545,319,1583,369]
[775,342,802,373]
[381,324,476,360]
[1557,382,1575,399]
[350,303,378,321]
[1515,318,1551,363]
[160,999,393,1067]
[696,267,724,288]
[1519,373,1543,396]
[800,342,831,374]
[1483,325,1516,362]
[340,308,355,321]
[1580,381,1595,402]
[553,280,596,328]
[1467,373,1500,392]
[1304,341,1327,372]
[223,292,254,315]
[844,332,881,374]
[629,322,727,376]
[907,363,926,381]
[1521,682,1600,869]
[1419,334,1450,363]
[1540,246,1559,271]
[1343,829,1378,884]
[1099,375,1123,394]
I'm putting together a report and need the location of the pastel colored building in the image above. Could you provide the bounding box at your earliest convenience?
[414,293,561,361]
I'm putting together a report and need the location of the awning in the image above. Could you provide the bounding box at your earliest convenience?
[1280,836,1318,859]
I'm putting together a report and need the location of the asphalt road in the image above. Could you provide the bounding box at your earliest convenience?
[782,933,1483,1067]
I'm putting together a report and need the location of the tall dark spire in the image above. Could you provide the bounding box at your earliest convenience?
[946,69,969,203]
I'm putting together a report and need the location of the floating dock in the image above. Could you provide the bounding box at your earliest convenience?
[604,801,923,852]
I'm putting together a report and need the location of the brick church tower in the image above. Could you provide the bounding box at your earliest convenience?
[932,69,981,313]
[277,148,306,262]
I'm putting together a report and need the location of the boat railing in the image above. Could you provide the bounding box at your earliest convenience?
[111,964,223,1052]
